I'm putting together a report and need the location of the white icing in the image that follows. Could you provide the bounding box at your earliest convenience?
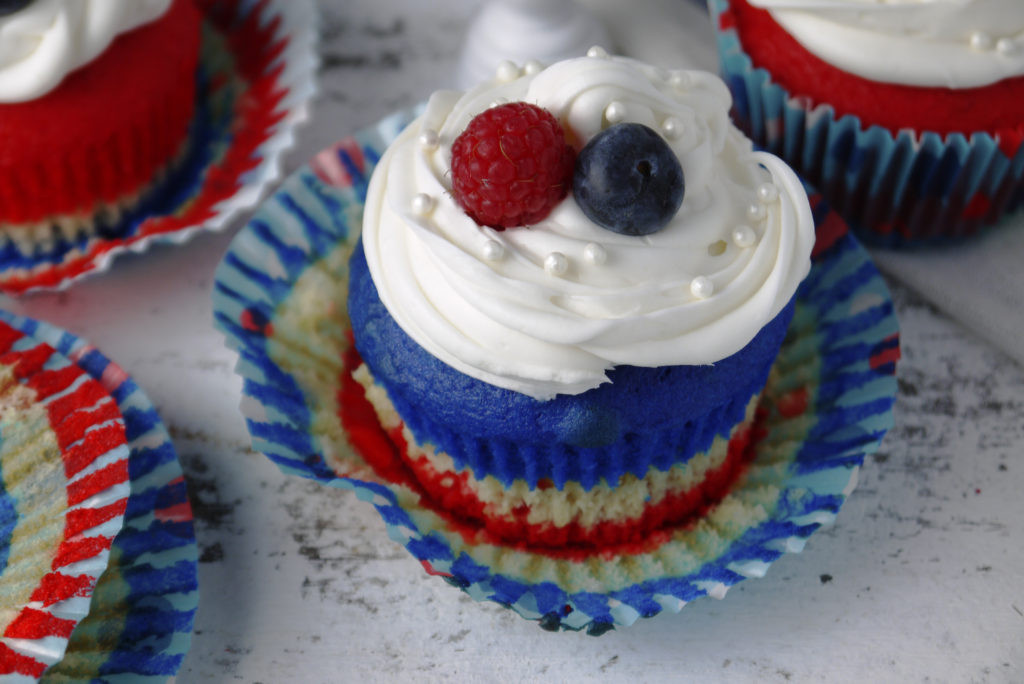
[747,0,1024,88]
[361,56,815,399]
[0,0,172,103]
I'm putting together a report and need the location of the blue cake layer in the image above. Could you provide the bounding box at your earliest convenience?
[348,240,794,489]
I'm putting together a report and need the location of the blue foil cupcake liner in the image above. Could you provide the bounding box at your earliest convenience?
[213,108,900,633]
[0,312,199,682]
[709,0,1024,247]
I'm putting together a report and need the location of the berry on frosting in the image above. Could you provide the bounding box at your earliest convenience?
[451,102,576,230]
[573,123,684,236]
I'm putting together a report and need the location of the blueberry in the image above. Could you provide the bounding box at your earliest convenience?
[0,0,32,17]
[573,123,684,236]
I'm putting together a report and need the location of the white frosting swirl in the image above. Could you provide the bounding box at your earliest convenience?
[0,0,172,103]
[362,56,815,400]
[747,0,1024,88]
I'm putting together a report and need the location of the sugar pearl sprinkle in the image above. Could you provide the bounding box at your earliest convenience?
[411,193,435,216]
[482,240,505,261]
[583,242,607,265]
[756,182,778,203]
[669,71,692,89]
[661,116,683,140]
[746,202,766,222]
[969,31,994,52]
[605,101,627,124]
[997,38,1018,56]
[524,60,543,75]
[496,60,520,81]
[544,252,569,276]
[690,276,714,299]
[587,46,609,58]
[418,129,439,150]
[732,225,757,248]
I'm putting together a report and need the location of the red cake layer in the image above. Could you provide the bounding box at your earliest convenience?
[396,418,763,549]
[727,0,1024,147]
[0,0,202,225]
[338,344,766,557]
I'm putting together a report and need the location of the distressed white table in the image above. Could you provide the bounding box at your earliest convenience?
[3,1,1023,681]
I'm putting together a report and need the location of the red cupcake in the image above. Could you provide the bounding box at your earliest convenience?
[711,0,1024,245]
[0,0,201,251]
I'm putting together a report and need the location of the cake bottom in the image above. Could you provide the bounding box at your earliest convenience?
[347,353,770,551]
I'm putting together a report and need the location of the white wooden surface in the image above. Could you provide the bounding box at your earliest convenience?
[2,1,1022,681]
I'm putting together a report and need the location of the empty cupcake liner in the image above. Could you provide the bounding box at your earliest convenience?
[0,312,199,682]
[0,322,131,679]
[0,0,318,295]
[213,108,899,632]
[709,0,1024,247]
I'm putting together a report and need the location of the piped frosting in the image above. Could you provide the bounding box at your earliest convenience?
[0,0,171,102]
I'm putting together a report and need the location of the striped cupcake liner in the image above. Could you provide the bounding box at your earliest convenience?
[0,323,131,680]
[709,0,1024,247]
[213,109,900,632]
[0,0,318,295]
[0,312,199,682]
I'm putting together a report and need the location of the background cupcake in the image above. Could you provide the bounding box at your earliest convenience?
[710,0,1024,245]
[0,0,200,253]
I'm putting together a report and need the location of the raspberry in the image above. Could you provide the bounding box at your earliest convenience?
[451,102,576,229]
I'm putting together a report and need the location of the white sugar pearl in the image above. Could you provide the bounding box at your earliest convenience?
[756,182,778,203]
[690,276,714,299]
[411,193,435,215]
[662,116,683,140]
[746,202,766,221]
[970,31,994,51]
[997,38,1017,55]
[418,129,440,150]
[482,240,505,261]
[583,243,607,265]
[524,60,544,75]
[587,45,609,58]
[732,225,757,248]
[605,101,627,124]
[669,71,692,89]
[544,252,569,276]
[496,60,520,81]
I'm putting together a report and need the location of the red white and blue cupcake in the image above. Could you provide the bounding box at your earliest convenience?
[711,0,1024,246]
[216,54,900,632]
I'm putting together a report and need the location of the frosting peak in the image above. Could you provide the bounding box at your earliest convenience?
[0,0,172,103]
[361,56,815,400]
[747,0,1024,88]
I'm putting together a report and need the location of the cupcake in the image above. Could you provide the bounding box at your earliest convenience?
[347,52,816,550]
[0,0,201,252]
[710,0,1024,245]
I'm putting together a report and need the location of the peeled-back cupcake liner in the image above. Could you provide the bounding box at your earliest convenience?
[213,108,900,633]
[0,322,131,680]
[709,0,1024,247]
[0,312,199,682]
[0,0,318,295]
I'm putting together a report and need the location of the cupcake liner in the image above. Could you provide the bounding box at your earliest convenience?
[709,0,1024,247]
[0,0,318,295]
[0,312,199,682]
[213,109,900,632]
[0,323,131,679]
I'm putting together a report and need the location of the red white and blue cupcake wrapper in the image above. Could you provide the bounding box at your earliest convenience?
[0,323,131,679]
[709,0,1024,247]
[213,109,900,633]
[0,0,318,295]
[0,312,199,682]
